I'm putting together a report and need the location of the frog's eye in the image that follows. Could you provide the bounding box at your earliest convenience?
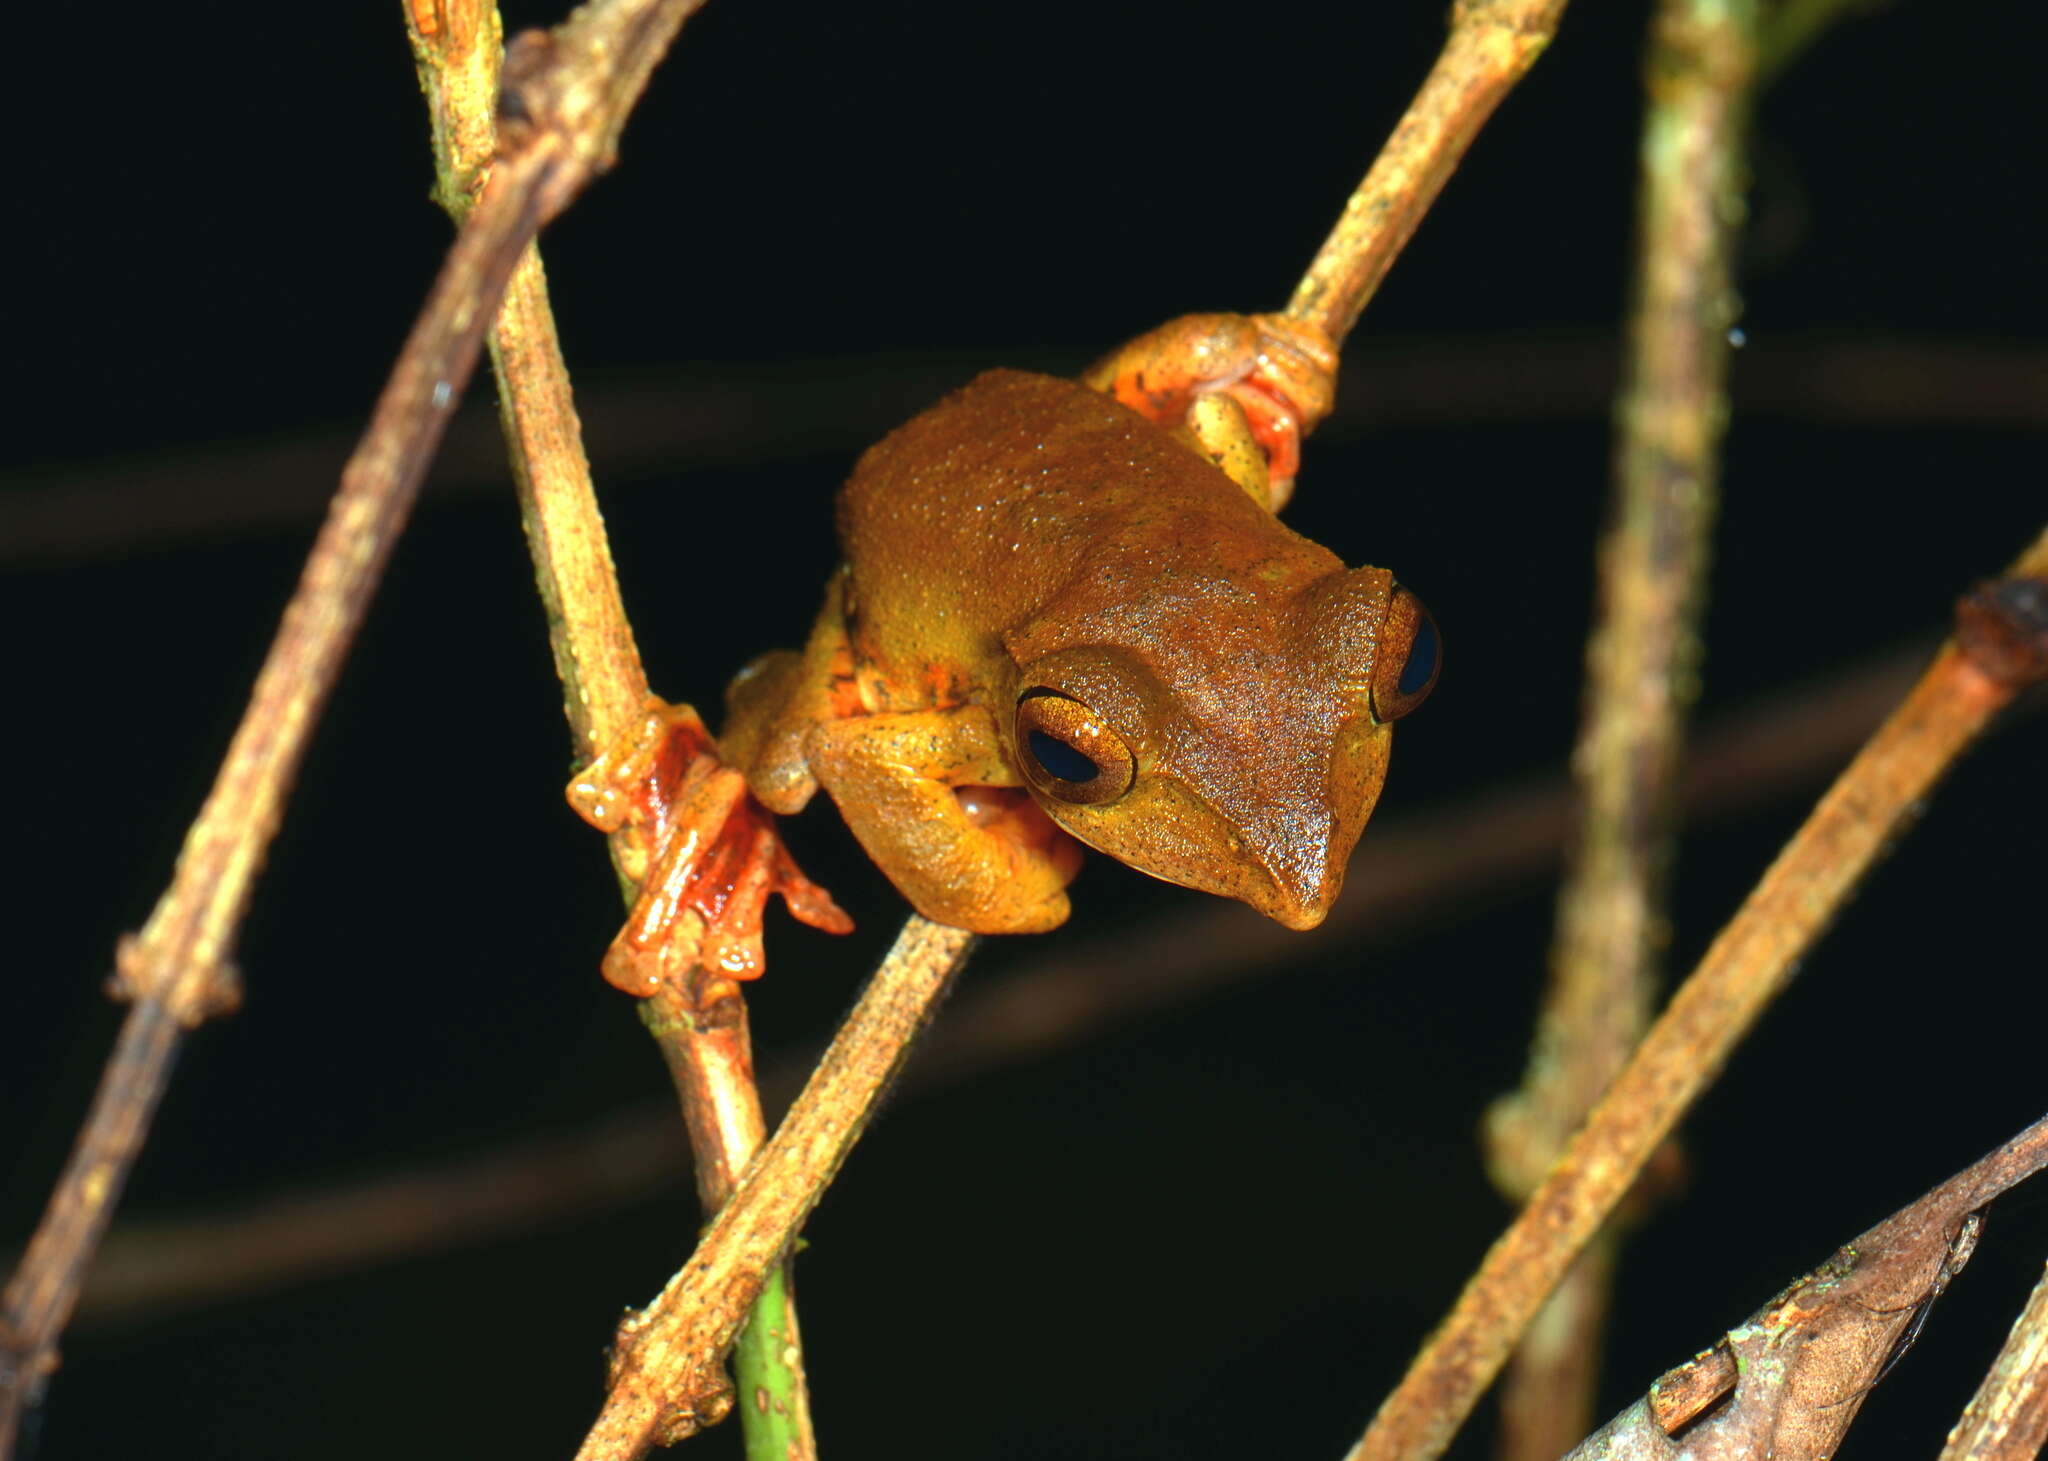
[1015,689,1137,806]
[1369,587,1441,722]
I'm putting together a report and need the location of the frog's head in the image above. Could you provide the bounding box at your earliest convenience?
[1000,565,1439,929]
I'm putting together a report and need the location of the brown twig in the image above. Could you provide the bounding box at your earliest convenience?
[1484,1,1757,1453]
[1284,0,1570,350]
[575,916,976,1457]
[1343,528,2048,1461]
[46,642,1955,1325]
[402,3,819,1452]
[1939,1260,2048,1461]
[407,0,650,762]
[0,3,700,1449]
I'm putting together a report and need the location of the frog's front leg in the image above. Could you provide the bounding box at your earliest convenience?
[809,705,1083,934]
[1083,311,1338,510]
[720,570,864,815]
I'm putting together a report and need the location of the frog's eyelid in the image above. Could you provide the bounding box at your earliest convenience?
[1397,613,1441,696]
[1366,589,1441,721]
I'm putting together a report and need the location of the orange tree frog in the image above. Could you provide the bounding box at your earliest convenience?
[571,312,1439,985]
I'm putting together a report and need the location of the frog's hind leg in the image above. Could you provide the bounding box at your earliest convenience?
[721,569,862,814]
[1082,311,1337,511]
[808,705,1083,934]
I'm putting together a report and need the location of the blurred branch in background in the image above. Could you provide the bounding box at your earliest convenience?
[1486,0,1758,1451]
[53,638,2020,1328]
[4,334,2042,570]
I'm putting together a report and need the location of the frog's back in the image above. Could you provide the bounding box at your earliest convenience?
[838,369,1342,699]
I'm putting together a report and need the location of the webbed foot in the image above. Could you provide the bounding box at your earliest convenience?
[567,699,853,995]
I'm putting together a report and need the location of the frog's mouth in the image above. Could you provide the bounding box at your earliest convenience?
[1038,770,1373,932]
[1114,818,1347,929]
[1216,817,1353,931]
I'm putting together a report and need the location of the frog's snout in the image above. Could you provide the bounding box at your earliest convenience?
[1242,848,1344,931]
[1035,750,1367,930]
[1266,887,1336,931]
[1228,759,1384,930]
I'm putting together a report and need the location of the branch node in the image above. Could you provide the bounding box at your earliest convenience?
[1955,576,2048,689]
[603,1320,736,1442]
[109,936,242,1025]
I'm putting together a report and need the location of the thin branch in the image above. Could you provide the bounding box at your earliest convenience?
[402,4,816,1454]
[575,916,976,1457]
[1485,0,1757,1452]
[1939,1260,2048,1461]
[0,2,702,1448]
[1342,527,2048,1461]
[1284,0,1569,349]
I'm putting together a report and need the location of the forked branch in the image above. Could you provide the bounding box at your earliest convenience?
[1485,0,1758,1452]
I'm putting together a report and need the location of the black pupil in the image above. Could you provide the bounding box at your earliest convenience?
[1398,613,1439,696]
[1029,729,1100,784]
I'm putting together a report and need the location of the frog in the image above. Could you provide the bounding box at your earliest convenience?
[569,312,1438,987]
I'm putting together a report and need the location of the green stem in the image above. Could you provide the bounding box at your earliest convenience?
[735,1260,818,1460]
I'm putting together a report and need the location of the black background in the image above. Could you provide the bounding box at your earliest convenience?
[3,2,2044,1458]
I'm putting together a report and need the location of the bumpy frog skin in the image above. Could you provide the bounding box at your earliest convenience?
[718,367,1438,937]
